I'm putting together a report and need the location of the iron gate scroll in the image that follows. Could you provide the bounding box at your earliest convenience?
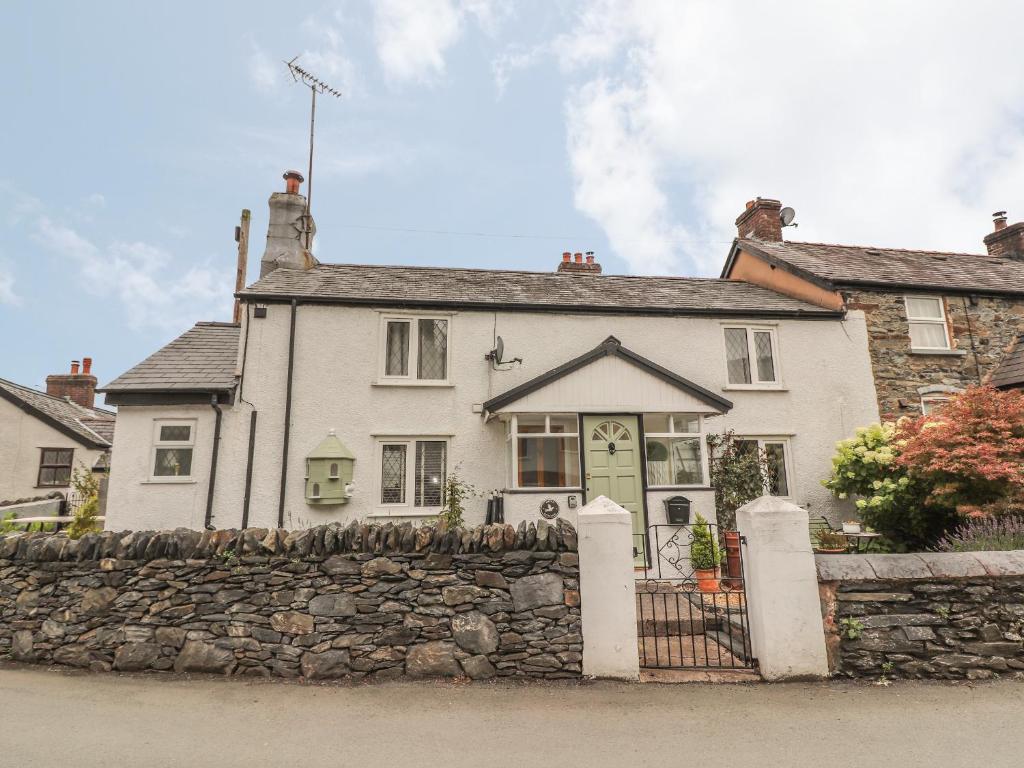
[635,524,755,671]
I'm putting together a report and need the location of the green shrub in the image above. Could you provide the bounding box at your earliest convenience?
[689,513,722,571]
[65,466,102,539]
[707,431,772,531]
[437,468,476,529]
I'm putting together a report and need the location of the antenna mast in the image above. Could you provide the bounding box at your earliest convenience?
[285,56,342,249]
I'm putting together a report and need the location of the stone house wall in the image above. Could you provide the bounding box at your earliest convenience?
[817,552,1024,680]
[846,289,1024,419]
[0,520,582,681]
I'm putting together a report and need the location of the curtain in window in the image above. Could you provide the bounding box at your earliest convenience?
[417,319,448,380]
[414,440,446,506]
[909,322,947,349]
[724,328,751,384]
[385,322,410,376]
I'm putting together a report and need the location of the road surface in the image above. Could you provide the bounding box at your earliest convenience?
[1,665,1022,767]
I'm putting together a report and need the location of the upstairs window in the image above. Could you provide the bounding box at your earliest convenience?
[724,326,778,386]
[644,414,704,487]
[151,421,195,480]
[905,296,950,350]
[382,316,450,382]
[37,448,73,487]
[510,415,581,489]
[378,438,447,510]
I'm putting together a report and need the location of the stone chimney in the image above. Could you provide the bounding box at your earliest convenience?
[735,197,784,241]
[983,210,1024,260]
[557,251,602,275]
[46,357,97,409]
[259,170,319,278]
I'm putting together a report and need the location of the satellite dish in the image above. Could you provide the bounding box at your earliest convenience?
[779,206,796,227]
[494,336,504,364]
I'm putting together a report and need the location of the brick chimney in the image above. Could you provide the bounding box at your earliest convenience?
[46,357,97,409]
[259,170,319,277]
[557,251,602,275]
[735,197,784,241]
[983,210,1024,260]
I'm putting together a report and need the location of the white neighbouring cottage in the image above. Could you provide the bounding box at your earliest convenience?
[100,173,880,542]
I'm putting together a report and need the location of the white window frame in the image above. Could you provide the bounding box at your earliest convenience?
[904,295,951,351]
[149,419,197,483]
[377,314,453,385]
[374,437,449,516]
[722,325,782,389]
[920,395,950,415]
[643,413,709,488]
[735,436,794,498]
[508,414,582,491]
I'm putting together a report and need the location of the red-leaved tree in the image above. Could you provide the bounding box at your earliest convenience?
[895,386,1024,516]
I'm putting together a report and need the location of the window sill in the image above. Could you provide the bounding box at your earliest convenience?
[647,486,714,492]
[722,385,788,392]
[504,488,584,495]
[372,380,454,388]
[909,348,967,357]
[142,478,197,485]
[368,508,441,518]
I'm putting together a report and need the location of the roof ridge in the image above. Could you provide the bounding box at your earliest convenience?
[195,321,241,328]
[762,239,991,259]
[0,377,117,419]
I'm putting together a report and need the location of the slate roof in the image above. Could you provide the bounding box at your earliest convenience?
[99,322,240,394]
[0,377,115,448]
[731,239,1024,295]
[991,334,1024,389]
[238,263,839,317]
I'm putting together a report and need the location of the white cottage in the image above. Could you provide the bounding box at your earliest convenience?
[100,174,880,542]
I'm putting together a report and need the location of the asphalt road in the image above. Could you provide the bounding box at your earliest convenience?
[2,666,1022,767]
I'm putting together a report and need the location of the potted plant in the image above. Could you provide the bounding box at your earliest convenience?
[815,530,849,554]
[690,514,723,592]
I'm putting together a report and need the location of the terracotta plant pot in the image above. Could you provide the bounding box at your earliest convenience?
[723,531,742,589]
[816,547,847,555]
[694,568,720,593]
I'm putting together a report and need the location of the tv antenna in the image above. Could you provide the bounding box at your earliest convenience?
[285,56,342,248]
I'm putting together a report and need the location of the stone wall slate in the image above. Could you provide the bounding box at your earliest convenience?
[817,552,1024,680]
[0,520,582,682]
[847,289,1024,420]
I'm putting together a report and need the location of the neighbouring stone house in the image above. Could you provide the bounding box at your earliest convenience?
[991,332,1024,391]
[721,199,1024,419]
[98,173,880,543]
[0,358,115,502]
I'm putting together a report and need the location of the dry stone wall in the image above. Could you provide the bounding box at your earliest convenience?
[0,520,582,681]
[818,551,1024,680]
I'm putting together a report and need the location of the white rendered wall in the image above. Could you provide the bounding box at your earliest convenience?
[104,303,879,532]
[0,397,105,501]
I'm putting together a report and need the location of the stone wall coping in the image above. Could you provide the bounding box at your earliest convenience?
[816,550,1024,582]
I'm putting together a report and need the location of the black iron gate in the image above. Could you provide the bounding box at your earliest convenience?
[635,523,755,671]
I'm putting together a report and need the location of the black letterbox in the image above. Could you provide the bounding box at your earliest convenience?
[664,495,691,525]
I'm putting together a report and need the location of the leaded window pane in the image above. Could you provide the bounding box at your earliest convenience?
[159,425,191,442]
[381,444,407,503]
[765,442,789,496]
[385,321,410,376]
[725,328,751,384]
[754,331,776,382]
[153,448,193,477]
[417,319,448,380]
[414,441,446,506]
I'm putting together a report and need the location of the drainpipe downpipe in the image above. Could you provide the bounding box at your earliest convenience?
[241,410,257,529]
[204,394,224,530]
[278,299,298,528]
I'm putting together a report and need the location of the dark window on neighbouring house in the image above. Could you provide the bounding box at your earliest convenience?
[38,448,73,487]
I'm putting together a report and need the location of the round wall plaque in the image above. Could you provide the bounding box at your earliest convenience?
[540,499,560,519]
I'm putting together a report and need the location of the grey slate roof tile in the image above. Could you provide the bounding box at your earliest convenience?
[0,378,115,448]
[99,322,240,394]
[737,239,1024,294]
[991,333,1024,389]
[238,262,838,316]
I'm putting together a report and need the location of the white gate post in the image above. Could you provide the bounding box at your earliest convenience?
[576,495,640,680]
[736,495,828,681]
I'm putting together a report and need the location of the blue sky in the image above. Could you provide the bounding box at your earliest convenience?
[4,1,1024,393]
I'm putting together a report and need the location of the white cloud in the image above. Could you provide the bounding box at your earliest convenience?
[0,263,19,306]
[559,0,1024,275]
[248,41,280,92]
[492,43,546,97]
[32,216,230,331]
[373,0,504,85]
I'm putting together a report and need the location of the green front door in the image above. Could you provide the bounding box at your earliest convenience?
[582,415,646,565]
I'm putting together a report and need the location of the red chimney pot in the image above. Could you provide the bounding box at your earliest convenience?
[562,251,571,262]
[993,211,1008,232]
[70,360,80,375]
[82,357,92,375]
[283,170,305,195]
[574,252,583,263]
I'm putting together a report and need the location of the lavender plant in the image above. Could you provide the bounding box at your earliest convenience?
[935,515,1024,552]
